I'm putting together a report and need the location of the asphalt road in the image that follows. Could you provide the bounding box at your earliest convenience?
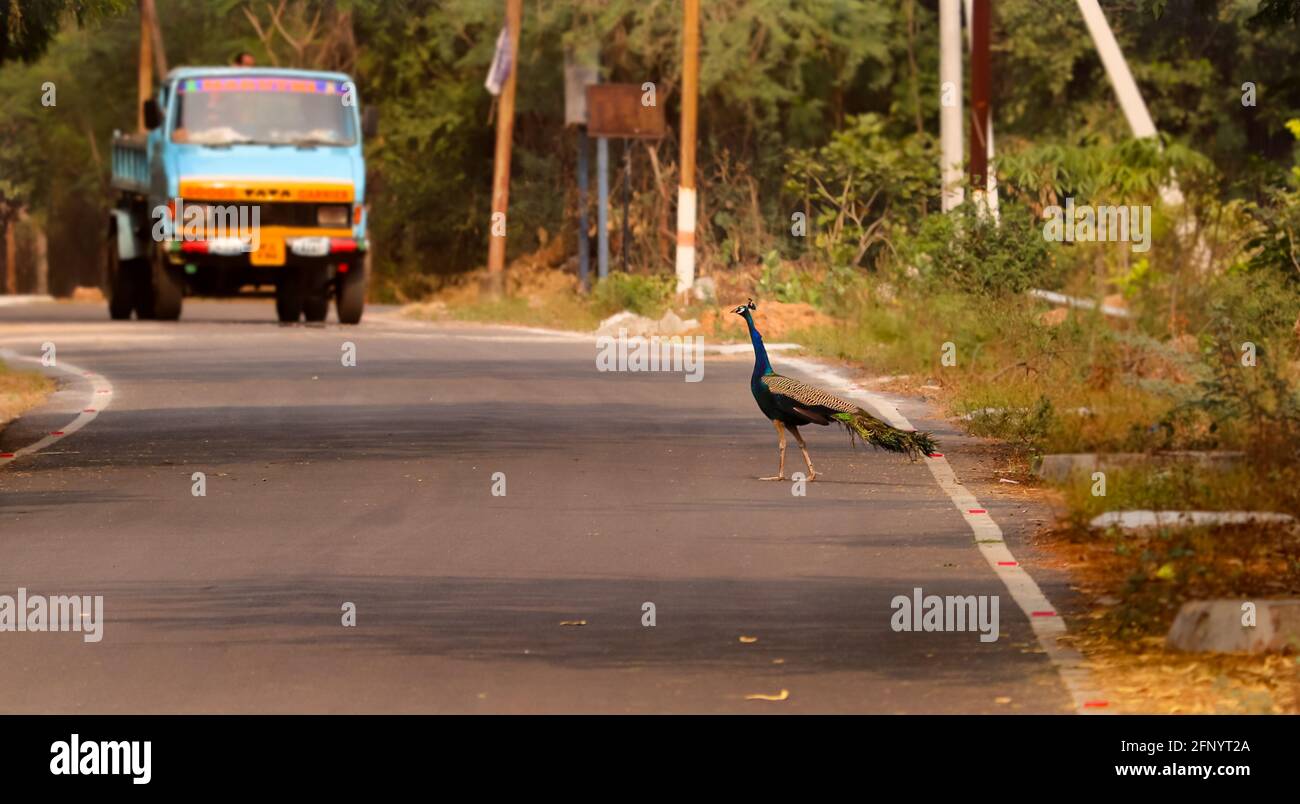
[0,298,1072,713]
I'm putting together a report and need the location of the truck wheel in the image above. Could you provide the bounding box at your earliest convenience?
[303,267,330,323]
[276,273,303,323]
[150,248,184,321]
[303,294,329,323]
[106,224,144,320]
[335,255,367,325]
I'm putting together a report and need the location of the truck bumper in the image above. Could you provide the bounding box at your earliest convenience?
[163,235,365,295]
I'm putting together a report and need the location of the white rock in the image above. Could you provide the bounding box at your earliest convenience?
[1167,600,1300,653]
[658,310,686,336]
[1089,510,1295,531]
[595,310,657,337]
[691,276,717,302]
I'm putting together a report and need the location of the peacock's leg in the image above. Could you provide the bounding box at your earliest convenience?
[759,419,786,481]
[789,424,818,481]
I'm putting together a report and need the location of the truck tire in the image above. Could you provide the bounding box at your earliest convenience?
[336,255,367,325]
[106,222,145,320]
[276,273,303,323]
[303,267,330,323]
[303,294,329,323]
[150,248,184,321]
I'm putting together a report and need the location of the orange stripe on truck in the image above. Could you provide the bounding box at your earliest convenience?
[178,179,355,203]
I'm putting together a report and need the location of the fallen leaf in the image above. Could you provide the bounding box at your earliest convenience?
[738,635,758,643]
[995,696,1012,705]
[745,689,790,702]
[559,620,587,627]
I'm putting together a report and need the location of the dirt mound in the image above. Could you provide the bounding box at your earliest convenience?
[696,300,832,342]
[434,228,577,306]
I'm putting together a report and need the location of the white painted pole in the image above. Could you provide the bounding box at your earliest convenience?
[675,0,699,294]
[939,0,964,212]
[1075,0,1156,138]
[1074,0,1183,206]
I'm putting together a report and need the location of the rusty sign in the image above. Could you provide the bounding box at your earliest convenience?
[585,83,665,140]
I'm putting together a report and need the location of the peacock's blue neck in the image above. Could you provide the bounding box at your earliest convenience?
[743,313,774,379]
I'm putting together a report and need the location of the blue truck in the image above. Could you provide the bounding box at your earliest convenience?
[107,66,374,323]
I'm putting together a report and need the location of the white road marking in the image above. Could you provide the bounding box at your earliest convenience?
[778,355,1107,714]
[0,295,55,307]
[0,349,114,468]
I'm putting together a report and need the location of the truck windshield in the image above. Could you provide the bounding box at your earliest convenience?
[172,76,357,147]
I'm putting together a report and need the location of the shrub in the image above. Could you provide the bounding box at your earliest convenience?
[900,201,1057,296]
[589,273,674,318]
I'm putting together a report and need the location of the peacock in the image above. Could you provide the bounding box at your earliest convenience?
[733,299,937,480]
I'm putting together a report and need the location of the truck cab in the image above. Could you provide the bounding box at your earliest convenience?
[107,67,373,323]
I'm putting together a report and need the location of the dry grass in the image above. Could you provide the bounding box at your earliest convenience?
[1040,519,1300,713]
[0,360,54,430]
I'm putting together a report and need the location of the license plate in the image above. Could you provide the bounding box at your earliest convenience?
[250,238,285,266]
[207,237,247,256]
[289,237,330,257]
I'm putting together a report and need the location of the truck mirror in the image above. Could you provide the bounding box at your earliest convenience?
[361,106,378,139]
[143,99,163,130]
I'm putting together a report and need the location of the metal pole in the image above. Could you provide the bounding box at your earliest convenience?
[939,0,963,211]
[621,138,631,273]
[597,136,610,280]
[674,0,699,294]
[577,128,590,291]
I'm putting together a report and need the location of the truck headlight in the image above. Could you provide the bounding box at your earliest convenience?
[317,205,349,226]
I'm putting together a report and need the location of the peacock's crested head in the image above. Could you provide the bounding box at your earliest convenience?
[731,299,758,317]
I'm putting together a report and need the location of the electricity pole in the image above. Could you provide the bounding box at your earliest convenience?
[938,0,963,211]
[487,0,522,296]
[674,0,699,295]
[137,0,154,132]
[968,0,991,213]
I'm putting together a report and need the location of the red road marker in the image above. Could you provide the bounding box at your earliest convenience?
[968,508,987,514]
[1083,700,1110,708]
[0,453,14,458]
[1031,610,1057,617]
[50,431,64,436]
[997,561,1017,566]
[83,408,96,413]
[928,452,944,458]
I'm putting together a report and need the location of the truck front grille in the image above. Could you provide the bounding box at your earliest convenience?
[180,202,342,228]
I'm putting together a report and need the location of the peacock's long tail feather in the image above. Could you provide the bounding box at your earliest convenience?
[831,410,938,459]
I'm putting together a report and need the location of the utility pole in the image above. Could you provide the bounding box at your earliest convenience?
[1074,0,1182,206]
[938,0,963,212]
[674,0,699,295]
[137,0,154,132]
[577,130,590,289]
[968,0,991,214]
[142,0,168,76]
[486,0,522,296]
[597,137,609,279]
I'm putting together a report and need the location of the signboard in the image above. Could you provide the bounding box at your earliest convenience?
[585,83,665,140]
